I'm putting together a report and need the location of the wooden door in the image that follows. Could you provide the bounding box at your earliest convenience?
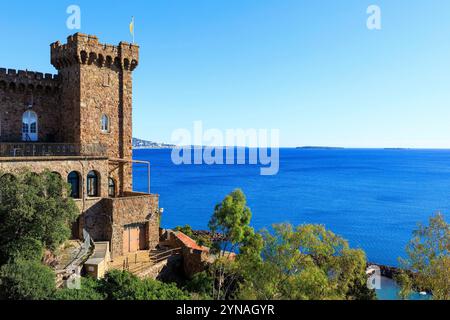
[130,227,139,253]
[123,225,147,254]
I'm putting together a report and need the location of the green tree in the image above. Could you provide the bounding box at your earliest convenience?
[399,213,449,300]
[1,237,44,263]
[237,224,375,300]
[394,271,413,300]
[208,189,259,300]
[175,225,194,237]
[0,170,78,264]
[184,271,214,299]
[0,259,55,300]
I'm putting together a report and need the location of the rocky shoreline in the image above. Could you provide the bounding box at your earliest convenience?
[367,263,401,279]
[192,230,226,242]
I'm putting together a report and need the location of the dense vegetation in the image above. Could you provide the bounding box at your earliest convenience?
[0,170,78,264]
[185,190,449,301]
[0,170,79,300]
[55,270,190,300]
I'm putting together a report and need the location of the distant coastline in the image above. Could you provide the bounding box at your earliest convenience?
[133,137,175,149]
[132,140,448,151]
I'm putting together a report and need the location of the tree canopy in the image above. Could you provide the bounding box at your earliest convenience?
[0,170,78,300]
[399,213,449,300]
[194,189,375,300]
[237,223,375,300]
[0,170,78,264]
[0,258,55,300]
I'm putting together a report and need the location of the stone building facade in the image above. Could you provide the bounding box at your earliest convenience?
[0,33,160,259]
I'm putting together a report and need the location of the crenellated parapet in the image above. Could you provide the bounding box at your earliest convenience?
[0,68,60,94]
[51,33,139,72]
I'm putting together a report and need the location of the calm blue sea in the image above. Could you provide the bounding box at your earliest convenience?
[133,148,450,267]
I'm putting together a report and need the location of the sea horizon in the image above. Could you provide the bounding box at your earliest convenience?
[133,145,450,151]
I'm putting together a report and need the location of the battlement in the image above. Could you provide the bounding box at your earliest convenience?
[0,68,59,94]
[51,33,139,72]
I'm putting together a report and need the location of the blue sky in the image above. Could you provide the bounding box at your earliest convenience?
[1,0,450,148]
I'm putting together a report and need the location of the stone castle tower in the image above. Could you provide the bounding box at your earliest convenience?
[50,33,139,192]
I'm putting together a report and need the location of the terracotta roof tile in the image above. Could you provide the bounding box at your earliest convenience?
[175,232,209,252]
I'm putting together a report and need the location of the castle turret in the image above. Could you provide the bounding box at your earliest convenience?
[50,33,140,193]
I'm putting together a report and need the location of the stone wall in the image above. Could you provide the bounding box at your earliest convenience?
[0,69,61,142]
[162,230,210,279]
[105,192,160,258]
[0,156,109,197]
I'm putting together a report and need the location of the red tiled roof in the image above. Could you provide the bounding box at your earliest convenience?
[175,232,209,252]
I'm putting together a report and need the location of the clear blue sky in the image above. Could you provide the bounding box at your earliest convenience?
[1,0,450,148]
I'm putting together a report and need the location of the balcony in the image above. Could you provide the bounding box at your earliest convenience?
[0,143,107,158]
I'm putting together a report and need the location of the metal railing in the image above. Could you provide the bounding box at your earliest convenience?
[0,142,107,157]
[121,248,183,275]
[150,247,182,264]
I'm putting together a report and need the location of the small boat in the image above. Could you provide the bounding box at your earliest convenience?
[419,291,427,296]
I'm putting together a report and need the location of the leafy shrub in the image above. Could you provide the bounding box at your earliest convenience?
[99,270,190,300]
[53,276,106,300]
[0,170,78,264]
[0,259,55,300]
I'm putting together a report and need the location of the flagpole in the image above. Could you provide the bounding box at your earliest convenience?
[132,17,135,44]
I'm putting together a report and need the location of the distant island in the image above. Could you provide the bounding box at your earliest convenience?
[132,138,176,149]
[296,146,345,150]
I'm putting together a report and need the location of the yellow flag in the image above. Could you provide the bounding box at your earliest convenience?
[129,17,135,42]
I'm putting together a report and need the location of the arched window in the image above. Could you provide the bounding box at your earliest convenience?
[108,177,116,198]
[22,111,38,141]
[68,171,81,199]
[101,114,110,133]
[87,171,99,197]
